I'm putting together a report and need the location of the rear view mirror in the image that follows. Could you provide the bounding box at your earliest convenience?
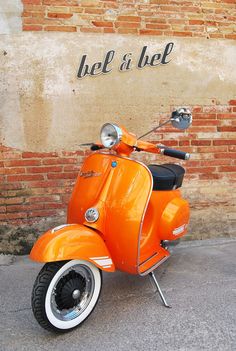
[171,108,192,130]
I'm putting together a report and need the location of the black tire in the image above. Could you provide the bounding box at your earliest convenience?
[31,260,102,333]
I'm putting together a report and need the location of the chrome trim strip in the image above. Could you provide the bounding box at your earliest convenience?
[139,256,169,276]
[51,224,77,233]
[139,252,158,266]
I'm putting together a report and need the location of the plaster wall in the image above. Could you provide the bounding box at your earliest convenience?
[0,33,235,151]
[0,0,22,34]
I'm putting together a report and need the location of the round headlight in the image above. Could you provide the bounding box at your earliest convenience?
[85,208,99,223]
[100,123,122,148]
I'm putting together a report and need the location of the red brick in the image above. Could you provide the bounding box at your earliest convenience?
[48,13,73,18]
[199,173,221,180]
[228,146,236,152]
[23,25,43,31]
[7,174,44,182]
[193,120,220,126]
[160,140,178,147]
[5,197,24,205]
[145,18,167,24]
[27,180,63,188]
[104,28,115,33]
[44,25,76,32]
[201,159,232,166]
[27,210,59,218]
[64,165,80,172]
[22,0,42,4]
[2,151,22,159]
[117,16,141,22]
[213,140,236,146]
[5,167,26,175]
[225,34,236,39]
[194,113,217,119]
[115,22,140,29]
[214,152,236,159]
[0,206,6,214]
[217,126,236,132]
[139,29,163,35]
[146,23,170,30]
[7,212,28,219]
[217,113,236,119]
[218,166,236,172]
[173,31,192,37]
[92,21,113,27]
[43,0,78,4]
[47,172,78,180]
[22,151,58,158]
[189,20,204,25]
[7,203,45,213]
[187,167,217,174]
[229,100,236,105]
[80,27,102,33]
[198,146,228,153]
[0,214,7,221]
[42,158,77,165]
[26,195,60,203]
[84,8,104,14]
[5,160,41,167]
[26,166,63,173]
[191,140,211,146]
[23,4,45,11]
[179,140,190,146]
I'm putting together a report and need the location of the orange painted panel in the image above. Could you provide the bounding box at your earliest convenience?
[30,224,115,272]
[67,153,153,274]
[138,189,189,273]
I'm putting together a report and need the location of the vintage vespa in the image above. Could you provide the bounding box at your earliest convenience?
[30,108,192,332]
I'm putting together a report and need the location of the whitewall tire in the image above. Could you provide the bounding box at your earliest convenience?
[31,260,102,332]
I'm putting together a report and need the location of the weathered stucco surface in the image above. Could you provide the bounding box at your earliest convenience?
[0,29,236,253]
[0,0,22,34]
[0,33,235,151]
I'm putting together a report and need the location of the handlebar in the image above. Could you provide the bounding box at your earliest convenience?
[159,147,190,160]
[90,144,104,151]
[90,143,190,160]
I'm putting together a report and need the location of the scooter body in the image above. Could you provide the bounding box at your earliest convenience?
[30,109,192,332]
[31,152,189,275]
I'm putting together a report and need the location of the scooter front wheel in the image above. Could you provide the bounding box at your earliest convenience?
[31,259,102,332]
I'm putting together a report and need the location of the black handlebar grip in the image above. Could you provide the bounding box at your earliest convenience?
[90,144,104,151]
[161,148,190,160]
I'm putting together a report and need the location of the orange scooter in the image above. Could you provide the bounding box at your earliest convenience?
[30,108,192,332]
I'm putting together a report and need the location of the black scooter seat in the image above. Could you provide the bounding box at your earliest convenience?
[147,163,185,191]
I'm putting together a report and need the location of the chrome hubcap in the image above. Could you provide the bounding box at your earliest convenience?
[50,264,95,321]
[72,289,80,300]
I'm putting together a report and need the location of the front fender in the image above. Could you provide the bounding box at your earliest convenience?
[30,224,115,272]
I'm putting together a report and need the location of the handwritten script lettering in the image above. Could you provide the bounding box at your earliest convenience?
[77,42,174,79]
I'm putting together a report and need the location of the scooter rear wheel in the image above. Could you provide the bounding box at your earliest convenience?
[31,259,102,333]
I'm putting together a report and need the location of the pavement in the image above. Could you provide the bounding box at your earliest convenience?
[0,238,236,351]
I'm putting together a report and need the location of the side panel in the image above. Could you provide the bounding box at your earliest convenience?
[104,156,152,274]
[67,153,152,274]
[138,190,190,275]
[30,224,115,272]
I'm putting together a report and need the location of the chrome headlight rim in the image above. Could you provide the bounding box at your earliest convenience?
[100,123,123,149]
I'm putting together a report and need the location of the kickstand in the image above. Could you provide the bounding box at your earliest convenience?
[149,271,172,308]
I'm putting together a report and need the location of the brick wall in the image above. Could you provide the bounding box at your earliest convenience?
[0,0,236,253]
[22,0,236,40]
[1,99,236,253]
